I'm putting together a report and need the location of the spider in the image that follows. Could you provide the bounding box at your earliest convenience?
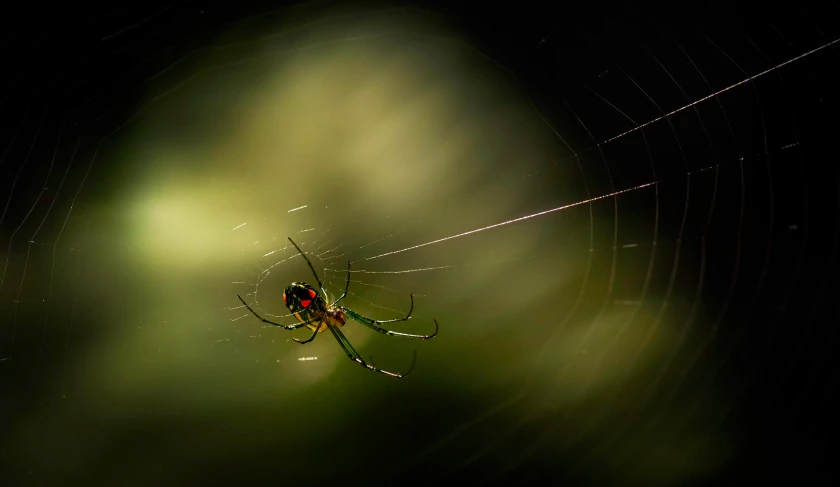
[237,237,438,378]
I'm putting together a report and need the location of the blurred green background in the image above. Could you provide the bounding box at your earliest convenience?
[3,2,838,486]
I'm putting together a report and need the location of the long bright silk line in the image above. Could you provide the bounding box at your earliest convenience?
[363,181,659,261]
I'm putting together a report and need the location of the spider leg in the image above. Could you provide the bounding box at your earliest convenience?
[326,324,416,378]
[338,293,416,324]
[343,307,439,339]
[331,260,352,306]
[288,237,326,296]
[292,324,321,344]
[237,295,316,330]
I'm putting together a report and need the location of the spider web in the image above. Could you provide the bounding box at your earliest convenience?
[1,2,838,486]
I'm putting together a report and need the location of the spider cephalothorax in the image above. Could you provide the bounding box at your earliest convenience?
[238,237,439,378]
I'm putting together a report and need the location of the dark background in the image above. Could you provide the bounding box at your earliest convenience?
[1,1,838,486]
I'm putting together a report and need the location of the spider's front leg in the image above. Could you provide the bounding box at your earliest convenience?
[325,324,416,378]
[338,294,439,339]
[345,309,439,339]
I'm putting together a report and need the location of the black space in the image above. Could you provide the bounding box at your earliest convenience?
[2,1,839,486]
